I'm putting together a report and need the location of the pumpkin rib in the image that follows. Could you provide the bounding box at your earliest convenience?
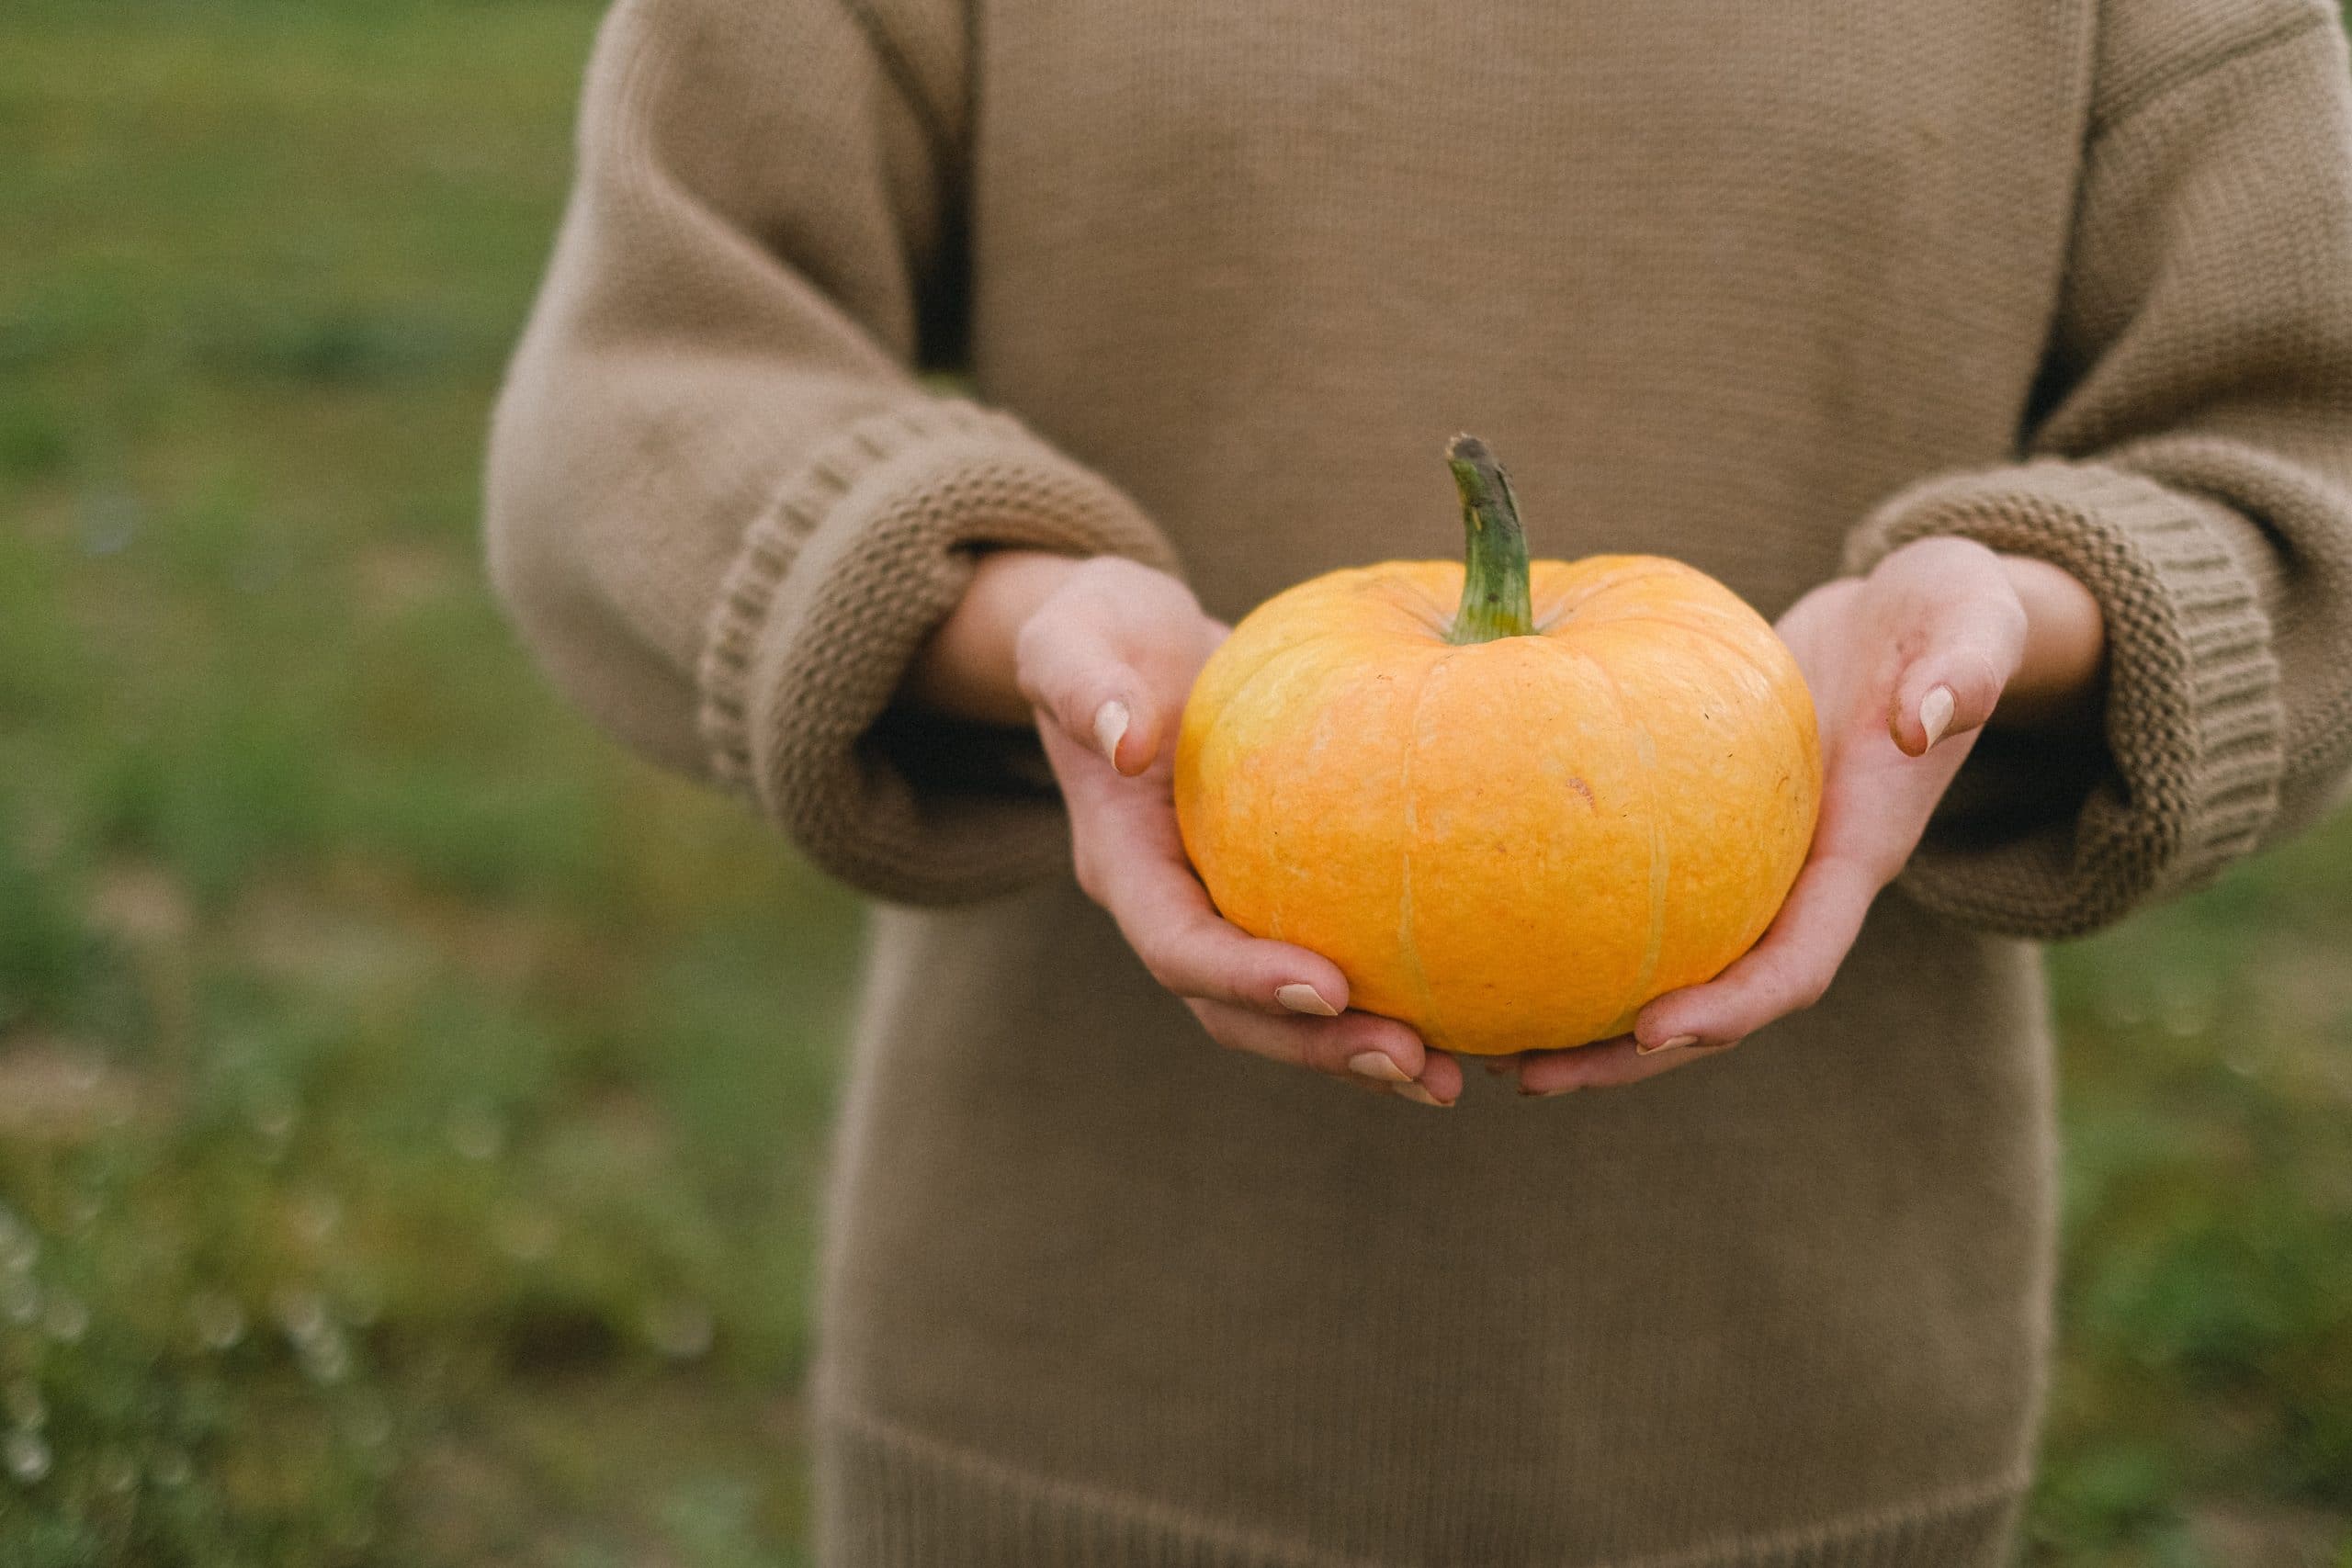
[1598,608,1826,905]
[1288,565,1448,645]
[1549,637,1672,1030]
[1585,618,1819,996]
[1191,621,1355,765]
[1580,607,1821,794]
[1729,637,1823,965]
[1393,649,1456,1053]
[1175,625,1334,943]
[1577,607,1783,671]
[1534,556,1690,626]
[1257,643,1347,952]
[1366,565,1458,639]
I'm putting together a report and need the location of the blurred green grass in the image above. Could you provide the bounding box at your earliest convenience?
[0,1,2346,1562]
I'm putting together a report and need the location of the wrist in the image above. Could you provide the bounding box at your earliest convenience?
[1990,554,2107,730]
[904,549,1083,727]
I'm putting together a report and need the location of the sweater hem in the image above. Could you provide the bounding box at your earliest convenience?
[812,1400,2029,1568]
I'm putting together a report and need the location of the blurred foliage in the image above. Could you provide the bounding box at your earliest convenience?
[0,0,2347,1562]
[2,0,853,1561]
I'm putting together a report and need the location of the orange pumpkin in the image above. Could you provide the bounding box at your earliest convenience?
[1173,436,1822,1055]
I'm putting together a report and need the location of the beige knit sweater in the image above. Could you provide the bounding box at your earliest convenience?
[485,0,2352,1561]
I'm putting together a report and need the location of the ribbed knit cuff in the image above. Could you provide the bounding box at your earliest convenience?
[697,399,1182,906]
[1842,460,2283,939]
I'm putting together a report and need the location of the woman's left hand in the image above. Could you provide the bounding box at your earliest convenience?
[1510,535,2104,1097]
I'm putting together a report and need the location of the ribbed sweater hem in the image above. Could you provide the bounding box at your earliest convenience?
[812,1402,2029,1568]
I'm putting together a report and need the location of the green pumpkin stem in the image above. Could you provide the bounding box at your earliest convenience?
[1445,434,1534,643]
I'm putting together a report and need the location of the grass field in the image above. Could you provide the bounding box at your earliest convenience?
[1,2,2347,1562]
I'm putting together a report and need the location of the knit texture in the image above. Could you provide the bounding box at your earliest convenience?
[1843,462,2282,937]
[484,0,2352,1561]
[696,400,1178,901]
[815,1401,2030,1568]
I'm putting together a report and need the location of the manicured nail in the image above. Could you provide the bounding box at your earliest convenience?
[1091,700,1128,771]
[1277,983,1339,1017]
[1093,700,1130,765]
[1394,1081,1450,1108]
[1636,1033,1700,1056]
[1919,685,1955,750]
[1346,1051,1410,1084]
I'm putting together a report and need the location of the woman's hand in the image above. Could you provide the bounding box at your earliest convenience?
[909,551,1465,1106]
[1511,536,2105,1098]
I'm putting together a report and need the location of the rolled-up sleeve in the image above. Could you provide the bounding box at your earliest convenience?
[483,0,1179,904]
[1842,5,2352,939]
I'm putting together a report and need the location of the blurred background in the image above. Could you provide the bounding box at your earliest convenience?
[0,1,2346,1562]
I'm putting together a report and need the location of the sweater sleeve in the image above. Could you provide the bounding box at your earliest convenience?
[483,0,1181,905]
[1840,3,2352,940]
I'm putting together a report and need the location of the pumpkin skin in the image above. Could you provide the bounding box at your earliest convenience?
[1173,552,1823,1056]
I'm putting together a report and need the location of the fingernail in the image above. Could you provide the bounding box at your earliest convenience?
[1093,700,1129,765]
[1277,983,1339,1017]
[1636,1033,1700,1056]
[1346,1050,1410,1084]
[1518,1083,1577,1099]
[1919,685,1955,750]
[1393,1081,1450,1108]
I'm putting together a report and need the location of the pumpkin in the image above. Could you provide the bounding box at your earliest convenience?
[1172,435,1822,1055]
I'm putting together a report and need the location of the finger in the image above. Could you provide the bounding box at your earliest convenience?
[1094,846,1354,1020]
[1886,606,2026,758]
[1046,721,1356,1021]
[1187,999,1452,1099]
[1019,623,1169,776]
[1632,852,1881,1048]
[1516,1033,1738,1096]
[1414,1049,1465,1105]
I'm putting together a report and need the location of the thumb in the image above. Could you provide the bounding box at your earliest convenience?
[1886,613,2023,758]
[1018,618,1170,776]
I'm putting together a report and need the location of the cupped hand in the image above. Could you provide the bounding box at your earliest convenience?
[1013,556,1465,1106]
[1512,536,2097,1098]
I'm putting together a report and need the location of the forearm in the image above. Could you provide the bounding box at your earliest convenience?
[1988,553,2106,732]
[902,548,1082,727]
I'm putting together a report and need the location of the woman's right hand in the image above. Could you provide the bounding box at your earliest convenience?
[922,551,1461,1105]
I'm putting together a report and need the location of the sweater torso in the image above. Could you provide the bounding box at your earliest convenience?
[972,0,2086,624]
[824,8,2102,1558]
